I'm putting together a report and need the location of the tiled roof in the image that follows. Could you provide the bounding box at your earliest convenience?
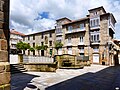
[10,29,25,36]
[63,17,89,26]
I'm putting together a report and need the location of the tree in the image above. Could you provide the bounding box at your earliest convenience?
[35,45,41,56]
[29,47,35,52]
[16,41,30,54]
[55,41,63,54]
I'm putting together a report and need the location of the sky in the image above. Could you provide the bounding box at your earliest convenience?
[10,0,120,39]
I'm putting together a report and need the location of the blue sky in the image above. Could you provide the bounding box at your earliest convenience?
[10,0,120,39]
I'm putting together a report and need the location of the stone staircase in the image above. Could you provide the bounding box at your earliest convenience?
[10,64,27,74]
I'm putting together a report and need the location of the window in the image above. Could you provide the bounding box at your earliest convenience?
[41,33,44,39]
[41,42,44,46]
[80,36,84,42]
[90,18,99,27]
[49,41,52,46]
[93,46,99,52]
[79,47,84,52]
[91,34,100,42]
[33,43,35,48]
[56,28,62,34]
[33,50,35,55]
[68,26,73,31]
[68,37,71,43]
[28,36,30,40]
[28,50,30,55]
[33,35,35,40]
[94,12,97,15]
[49,33,52,37]
[80,23,85,29]
[68,47,72,54]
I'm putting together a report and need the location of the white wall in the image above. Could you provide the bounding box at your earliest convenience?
[10,54,19,64]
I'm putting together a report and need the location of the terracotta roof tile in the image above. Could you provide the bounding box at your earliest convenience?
[10,29,25,36]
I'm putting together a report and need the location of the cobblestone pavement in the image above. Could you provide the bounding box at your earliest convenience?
[11,65,120,90]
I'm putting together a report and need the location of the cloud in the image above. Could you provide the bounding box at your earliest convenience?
[10,0,120,39]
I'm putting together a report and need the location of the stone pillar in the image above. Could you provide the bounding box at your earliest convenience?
[0,0,10,90]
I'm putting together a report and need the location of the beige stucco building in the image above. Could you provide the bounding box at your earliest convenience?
[23,6,119,65]
[10,29,25,54]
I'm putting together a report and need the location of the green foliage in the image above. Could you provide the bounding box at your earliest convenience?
[35,45,41,50]
[44,45,48,50]
[16,41,30,51]
[29,47,35,52]
[55,41,63,50]
[41,45,48,50]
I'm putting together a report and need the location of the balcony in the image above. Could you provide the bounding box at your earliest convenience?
[90,25,100,30]
[66,28,85,34]
[66,43,72,46]
[78,42,84,46]
[80,49,84,53]
[91,40,100,45]
[11,41,17,44]
[56,28,63,36]
[56,37,62,41]
[93,49,99,52]
[56,31,63,36]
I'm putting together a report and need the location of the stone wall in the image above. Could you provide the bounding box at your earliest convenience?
[0,0,10,90]
[23,63,57,72]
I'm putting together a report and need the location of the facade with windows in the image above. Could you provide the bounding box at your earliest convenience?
[23,6,118,65]
[23,29,55,56]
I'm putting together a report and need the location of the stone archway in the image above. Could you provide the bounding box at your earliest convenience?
[0,0,10,90]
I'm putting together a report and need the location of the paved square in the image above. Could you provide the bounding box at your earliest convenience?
[11,65,120,90]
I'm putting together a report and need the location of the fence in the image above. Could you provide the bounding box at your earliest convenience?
[23,55,54,63]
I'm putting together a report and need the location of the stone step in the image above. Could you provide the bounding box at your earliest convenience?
[10,64,27,74]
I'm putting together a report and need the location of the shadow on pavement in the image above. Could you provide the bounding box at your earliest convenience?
[46,65,120,90]
[11,72,39,90]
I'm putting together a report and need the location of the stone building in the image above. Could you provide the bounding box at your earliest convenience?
[10,29,25,54]
[0,0,10,90]
[23,29,55,56]
[23,6,117,65]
